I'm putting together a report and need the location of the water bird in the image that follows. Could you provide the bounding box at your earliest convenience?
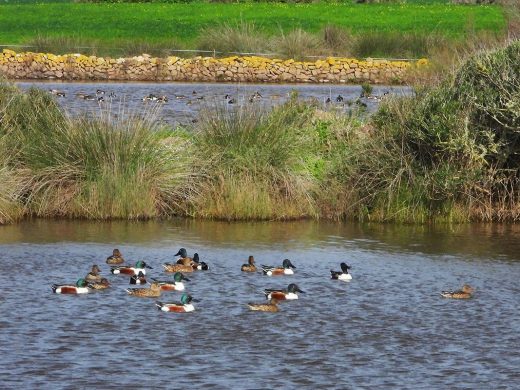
[248,298,279,312]
[224,94,231,99]
[151,272,190,291]
[325,97,332,104]
[241,255,256,272]
[126,282,162,298]
[97,96,105,103]
[108,92,116,98]
[175,94,187,99]
[52,278,90,294]
[82,94,96,101]
[158,95,168,103]
[174,247,193,265]
[106,248,124,265]
[262,259,296,276]
[49,89,66,97]
[163,262,194,273]
[330,262,352,281]
[336,95,344,102]
[111,260,152,276]
[441,284,474,299]
[89,278,111,290]
[130,271,147,285]
[192,253,209,271]
[142,94,158,102]
[192,90,197,95]
[228,98,237,104]
[85,264,102,282]
[156,294,196,312]
[264,283,304,300]
[96,89,105,95]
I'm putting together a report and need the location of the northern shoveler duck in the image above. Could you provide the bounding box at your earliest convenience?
[192,253,209,271]
[49,89,66,97]
[264,283,304,300]
[156,294,196,312]
[262,259,296,276]
[247,298,279,312]
[241,255,257,272]
[111,260,152,276]
[441,284,474,299]
[130,271,147,285]
[89,278,111,290]
[85,264,102,282]
[330,262,352,281]
[126,282,162,298]
[52,278,90,294]
[174,248,193,265]
[336,95,344,102]
[151,272,190,291]
[106,248,124,265]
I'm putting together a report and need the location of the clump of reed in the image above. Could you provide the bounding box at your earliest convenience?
[271,28,322,61]
[24,34,102,56]
[0,83,196,221]
[190,96,324,220]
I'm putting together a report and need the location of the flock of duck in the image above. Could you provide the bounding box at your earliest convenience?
[48,88,387,108]
[51,247,474,313]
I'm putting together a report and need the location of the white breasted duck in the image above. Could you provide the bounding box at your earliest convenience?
[151,272,190,291]
[264,283,304,300]
[52,278,91,294]
[156,294,197,312]
[261,259,296,276]
[111,260,152,276]
[330,262,352,281]
[129,271,147,285]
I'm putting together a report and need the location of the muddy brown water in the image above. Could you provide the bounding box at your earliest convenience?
[1,220,519,388]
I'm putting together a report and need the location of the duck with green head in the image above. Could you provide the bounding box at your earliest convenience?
[52,278,90,294]
[111,260,152,276]
[264,283,304,300]
[151,272,190,291]
[174,248,193,266]
[261,259,296,276]
[156,294,197,312]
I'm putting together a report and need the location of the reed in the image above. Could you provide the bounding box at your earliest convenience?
[0,84,196,220]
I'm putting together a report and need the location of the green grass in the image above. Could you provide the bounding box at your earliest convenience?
[0,3,505,56]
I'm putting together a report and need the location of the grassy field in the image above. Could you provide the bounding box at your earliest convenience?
[0,3,505,57]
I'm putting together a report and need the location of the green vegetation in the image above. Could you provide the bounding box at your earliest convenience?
[0,3,505,58]
[1,37,520,224]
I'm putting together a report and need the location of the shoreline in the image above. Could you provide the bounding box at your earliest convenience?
[0,50,426,85]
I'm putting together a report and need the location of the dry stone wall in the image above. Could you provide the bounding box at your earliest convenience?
[0,50,428,84]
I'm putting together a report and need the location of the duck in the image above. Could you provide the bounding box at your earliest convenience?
[261,259,296,276]
[174,248,193,265]
[82,94,96,101]
[336,95,344,102]
[157,95,168,103]
[156,294,196,312]
[129,271,147,285]
[264,283,304,300]
[325,97,332,104]
[126,282,162,298]
[52,278,90,294]
[85,264,102,282]
[441,284,474,299]
[96,89,105,95]
[241,255,257,272]
[151,272,190,291]
[163,262,194,273]
[330,262,352,281]
[247,298,279,312]
[89,278,111,290]
[106,248,124,265]
[111,260,152,276]
[49,89,66,97]
[192,253,209,271]
[142,94,158,102]
[228,98,237,104]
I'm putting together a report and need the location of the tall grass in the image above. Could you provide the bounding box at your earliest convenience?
[190,98,323,220]
[0,84,197,221]
[197,21,269,55]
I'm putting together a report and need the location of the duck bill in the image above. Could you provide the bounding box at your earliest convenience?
[183,276,191,282]
[174,250,181,256]
[298,289,305,293]
[191,298,200,303]
[145,265,153,269]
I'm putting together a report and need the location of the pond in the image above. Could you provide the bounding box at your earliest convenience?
[1,220,519,388]
[16,81,412,126]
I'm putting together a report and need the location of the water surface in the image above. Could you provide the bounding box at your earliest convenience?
[1,220,519,389]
